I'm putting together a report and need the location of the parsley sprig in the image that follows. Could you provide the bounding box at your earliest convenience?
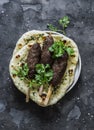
[47,16,70,35]
[47,24,58,32]
[49,41,74,58]
[30,64,53,87]
[12,63,53,88]
[12,63,29,80]
[59,16,70,29]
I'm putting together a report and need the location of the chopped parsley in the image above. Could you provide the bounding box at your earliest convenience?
[65,47,74,55]
[49,41,74,58]
[12,63,53,88]
[12,63,29,80]
[30,64,53,87]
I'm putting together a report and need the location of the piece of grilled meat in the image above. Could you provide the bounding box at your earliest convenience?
[41,35,54,65]
[26,43,41,78]
[51,52,68,86]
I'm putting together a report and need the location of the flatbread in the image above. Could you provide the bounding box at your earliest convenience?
[9,30,79,107]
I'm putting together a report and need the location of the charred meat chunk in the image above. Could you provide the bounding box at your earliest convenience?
[51,52,68,86]
[41,35,54,65]
[26,43,41,78]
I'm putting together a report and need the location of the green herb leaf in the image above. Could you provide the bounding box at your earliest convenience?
[30,64,53,87]
[47,24,58,32]
[65,47,74,55]
[45,70,53,81]
[49,41,74,58]
[59,16,70,29]
[49,41,65,58]
[12,63,53,88]
[12,63,29,79]
[12,70,18,75]
[29,79,39,88]
[35,64,45,73]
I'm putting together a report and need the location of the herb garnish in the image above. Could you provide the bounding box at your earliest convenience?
[47,16,70,35]
[65,47,74,55]
[49,41,74,58]
[47,24,58,32]
[59,16,70,31]
[30,64,53,87]
[12,63,29,80]
[12,63,53,88]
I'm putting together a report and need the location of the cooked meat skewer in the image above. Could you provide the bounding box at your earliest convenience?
[39,35,54,105]
[26,43,41,79]
[41,35,54,65]
[51,52,68,86]
[41,35,68,105]
[43,52,68,105]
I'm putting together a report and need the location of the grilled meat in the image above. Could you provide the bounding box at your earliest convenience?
[41,35,54,65]
[51,52,68,86]
[26,43,41,78]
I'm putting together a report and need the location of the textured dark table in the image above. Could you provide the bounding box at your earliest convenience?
[0,0,94,130]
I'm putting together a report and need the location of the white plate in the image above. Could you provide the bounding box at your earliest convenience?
[66,54,81,93]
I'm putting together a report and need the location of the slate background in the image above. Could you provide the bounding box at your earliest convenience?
[0,0,94,130]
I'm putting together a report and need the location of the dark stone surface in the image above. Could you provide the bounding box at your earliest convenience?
[0,0,94,130]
